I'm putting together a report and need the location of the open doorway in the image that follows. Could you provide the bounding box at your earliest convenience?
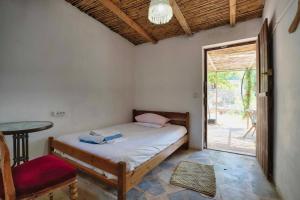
[204,41,257,156]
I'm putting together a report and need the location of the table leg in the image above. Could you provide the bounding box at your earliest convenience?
[25,133,29,161]
[12,133,30,167]
[22,133,25,162]
[12,134,17,166]
[16,134,20,166]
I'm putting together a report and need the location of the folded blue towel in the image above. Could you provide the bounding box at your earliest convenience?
[79,132,123,144]
[79,135,103,144]
[103,133,123,142]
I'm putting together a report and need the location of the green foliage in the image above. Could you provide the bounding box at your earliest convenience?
[207,69,256,118]
[242,69,256,117]
[207,71,240,89]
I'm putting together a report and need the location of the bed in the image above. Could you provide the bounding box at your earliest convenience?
[48,110,189,200]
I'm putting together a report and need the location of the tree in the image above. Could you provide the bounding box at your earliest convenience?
[208,71,240,89]
[241,69,256,117]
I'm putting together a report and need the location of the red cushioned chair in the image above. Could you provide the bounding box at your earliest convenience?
[0,132,78,200]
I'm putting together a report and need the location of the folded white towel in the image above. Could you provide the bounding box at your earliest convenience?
[90,130,121,137]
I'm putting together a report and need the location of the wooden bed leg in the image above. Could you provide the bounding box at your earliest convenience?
[48,137,54,154]
[180,142,189,150]
[118,162,127,200]
[183,142,189,150]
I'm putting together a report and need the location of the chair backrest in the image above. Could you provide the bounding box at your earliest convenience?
[249,110,257,124]
[0,132,16,199]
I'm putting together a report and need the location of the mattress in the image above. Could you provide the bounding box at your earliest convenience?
[55,123,187,179]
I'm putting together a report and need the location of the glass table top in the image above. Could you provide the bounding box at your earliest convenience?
[0,121,53,134]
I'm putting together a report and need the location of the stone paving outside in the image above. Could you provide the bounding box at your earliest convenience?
[207,113,256,155]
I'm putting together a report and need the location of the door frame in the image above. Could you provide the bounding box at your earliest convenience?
[202,39,257,150]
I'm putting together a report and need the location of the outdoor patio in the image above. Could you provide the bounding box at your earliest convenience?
[206,43,257,156]
[207,113,256,155]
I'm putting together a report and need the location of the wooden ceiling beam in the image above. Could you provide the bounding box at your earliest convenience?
[229,0,237,26]
[207,55,217,71]
[99,0,156,43]
[170,0,192,35]
[111,0,121,6]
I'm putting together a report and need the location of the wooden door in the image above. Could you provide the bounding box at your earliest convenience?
[256,19,273,179]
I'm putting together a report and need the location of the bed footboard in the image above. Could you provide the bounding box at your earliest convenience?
[48,137,127,200]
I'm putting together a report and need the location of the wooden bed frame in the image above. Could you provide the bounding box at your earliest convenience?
[48,109,190,200]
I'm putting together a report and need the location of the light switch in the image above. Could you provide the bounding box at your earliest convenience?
[51,111,66,117]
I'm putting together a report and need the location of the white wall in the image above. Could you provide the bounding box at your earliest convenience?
[0,0,134,158]
[263,0,300,199]
[1,0,299,198]
[134,19,262,149]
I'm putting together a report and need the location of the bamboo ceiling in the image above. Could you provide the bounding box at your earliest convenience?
[207,43,257,71]
[66,0,264,45]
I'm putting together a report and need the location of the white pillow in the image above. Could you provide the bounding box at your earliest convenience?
[135,113,170,126]
[134,122,163,128]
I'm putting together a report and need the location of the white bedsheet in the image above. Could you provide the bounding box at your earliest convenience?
[55,123,187,179]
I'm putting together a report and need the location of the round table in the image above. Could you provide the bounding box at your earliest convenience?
[0,121,53,166]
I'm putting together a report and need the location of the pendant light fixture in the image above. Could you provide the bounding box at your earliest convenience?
[148,0,173,25]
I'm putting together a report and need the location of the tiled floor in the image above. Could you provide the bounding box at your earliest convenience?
[39,150,280,200]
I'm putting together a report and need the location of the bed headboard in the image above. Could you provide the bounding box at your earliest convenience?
[132,109,190,133]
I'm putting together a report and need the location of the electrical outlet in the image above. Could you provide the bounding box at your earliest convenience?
[51,111,66,117]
